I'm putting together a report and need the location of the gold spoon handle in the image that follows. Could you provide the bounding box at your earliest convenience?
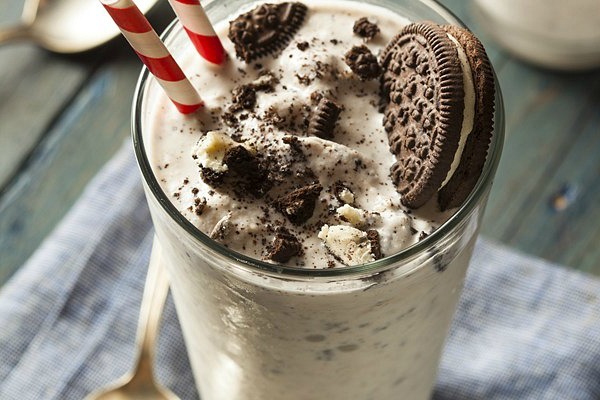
[83,239,177,400]
[0,25,32,45]
[133,238,171,378]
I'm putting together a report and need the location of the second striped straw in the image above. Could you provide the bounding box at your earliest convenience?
[168,0,226,65]
[101,0,203,114]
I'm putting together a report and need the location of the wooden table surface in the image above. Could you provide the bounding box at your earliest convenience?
[1,0,599,287]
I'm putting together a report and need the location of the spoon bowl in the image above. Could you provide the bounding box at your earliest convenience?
[0,0,159,53]
[85,240,179,400]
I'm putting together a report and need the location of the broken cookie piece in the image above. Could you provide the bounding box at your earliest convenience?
[223,145,272,197]
[193,131,237,185]
[344,45,381,80]
[274,183,322,225]
[210,213,232,240]
[228,2,308,63]
[307,97,342,139]
[353,17,380,40]
[266,226,303,263]
[230,84,257,111]
[318,225,378,266]
[366,229,382,260]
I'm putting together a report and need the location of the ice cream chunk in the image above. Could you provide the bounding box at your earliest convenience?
[193,131,237,173]
[336,204,378,228]
[318,224,376,265]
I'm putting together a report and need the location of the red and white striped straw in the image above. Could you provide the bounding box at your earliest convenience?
[167,0,226,65]
[101,0,202,114]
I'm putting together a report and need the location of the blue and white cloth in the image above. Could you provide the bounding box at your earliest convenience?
[1,142,599,400]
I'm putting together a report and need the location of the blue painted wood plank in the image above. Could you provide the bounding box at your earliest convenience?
[0,53,143,285]
[482,65,600,232]
[0,48,87,188]
[0,0,89,189]
[0,0,23,22]
[0,1,175,286]
[442,0,600,273]
[482,63,600,272]
[504,97,600,273]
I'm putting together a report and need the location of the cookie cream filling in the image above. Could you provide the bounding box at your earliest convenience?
[440,33,476,188]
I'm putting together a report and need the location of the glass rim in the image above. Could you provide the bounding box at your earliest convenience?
[132,0,505,278]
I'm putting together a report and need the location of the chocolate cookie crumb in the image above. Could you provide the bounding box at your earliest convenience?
[274,183,323,224]
[200,167,226,186]
[345,45,381,80]
[253,71,279,92]
[266,226,303,262]
[297,41,309,51]
[308,98,342,139]
[223,145,272,197]
[282,135,301,151]
[192,197,207,216]
[310,91,324,104]
[353,17,380,40]
[222,112,238,127]
[367,229,382,259]
[231,84,257,111]
[296,73,313,86]
[263,107,286,128]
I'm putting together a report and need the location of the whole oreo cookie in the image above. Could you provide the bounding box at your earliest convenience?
[437,25,495,210]
[228,2,308,63]
[380,22,494,209]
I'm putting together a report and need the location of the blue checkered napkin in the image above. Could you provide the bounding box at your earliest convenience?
[0,144,198,400]
[0,141,599,400]
[436,242,600,400]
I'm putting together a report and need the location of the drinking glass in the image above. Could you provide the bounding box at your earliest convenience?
[132,1,505,398]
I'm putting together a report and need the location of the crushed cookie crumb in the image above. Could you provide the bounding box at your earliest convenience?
[353,17,380,40]
[297,41,309,51]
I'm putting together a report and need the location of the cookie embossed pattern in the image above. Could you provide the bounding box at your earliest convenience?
[133,1,504,399]
[381,22,494,210]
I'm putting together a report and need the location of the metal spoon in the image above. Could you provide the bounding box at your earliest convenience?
[0,0,158,53]
[85,240,179,400]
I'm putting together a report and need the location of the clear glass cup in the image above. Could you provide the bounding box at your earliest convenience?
[132,1,505,399]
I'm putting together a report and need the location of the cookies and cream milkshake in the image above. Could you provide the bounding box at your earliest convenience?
[133,0,501,399]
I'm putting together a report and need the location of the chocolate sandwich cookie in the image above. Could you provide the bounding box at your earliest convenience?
[228,2,308,63]
[380,21,494,210]
[437,25,495,210]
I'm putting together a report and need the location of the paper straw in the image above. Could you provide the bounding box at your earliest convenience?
[167,0,226,65]
[101,0,203,114]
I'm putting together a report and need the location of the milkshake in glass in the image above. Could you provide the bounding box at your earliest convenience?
[132,1,504,399]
